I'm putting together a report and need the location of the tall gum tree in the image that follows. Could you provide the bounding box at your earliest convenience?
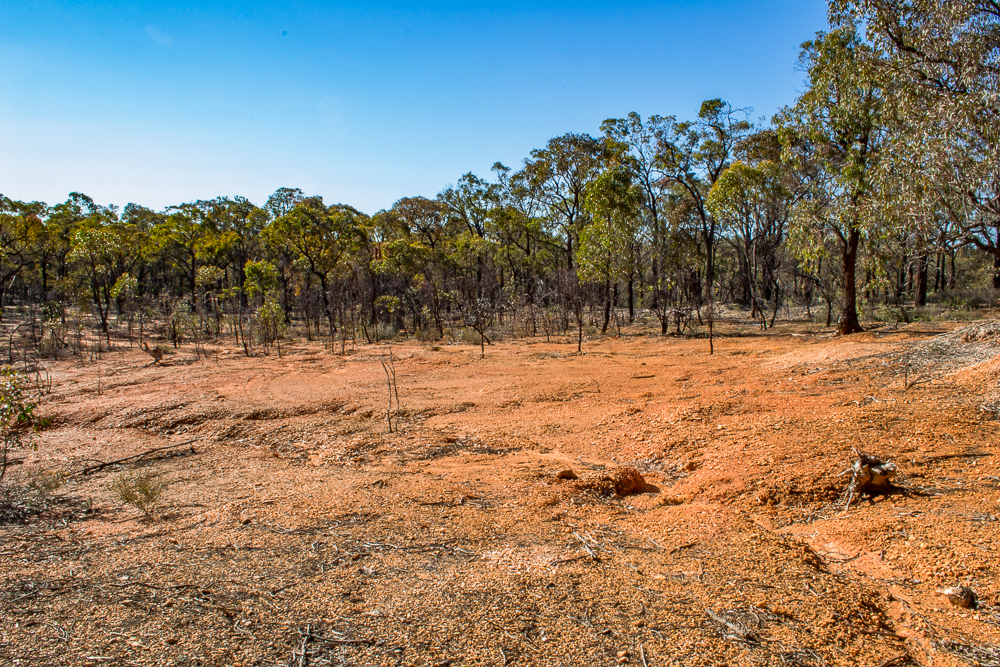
[708,132,796,329]
[600,113,673,315]
[519,133,605,270]
[579,165,646,332]
[831,0,1000,289]
[269,197,365,339]
[778,28,890,335]
[654,100,753,306]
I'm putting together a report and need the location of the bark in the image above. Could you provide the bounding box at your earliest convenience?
[627,274,634,323]
[600,284,611,335]
[915,252,929,307]
[838,227,864,335]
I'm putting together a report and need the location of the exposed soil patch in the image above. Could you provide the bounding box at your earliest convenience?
[3,321,1000,666]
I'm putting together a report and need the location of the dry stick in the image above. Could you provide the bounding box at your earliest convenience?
[380,356,394,433]
[704,609,755,642]
[389,348,400,426]
[297,632,371,646]
[296,624,310,667]
[571,532,599,560]
[77,439,200,475]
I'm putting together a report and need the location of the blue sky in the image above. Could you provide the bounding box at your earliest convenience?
[1,0,828,214]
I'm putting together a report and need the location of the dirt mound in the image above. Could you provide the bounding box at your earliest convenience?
[573,466,655,496]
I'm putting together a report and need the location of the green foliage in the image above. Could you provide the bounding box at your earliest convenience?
[2,9,999,353]
[255,295,286,353]
[244,259,279,299]
[110,273,138,300]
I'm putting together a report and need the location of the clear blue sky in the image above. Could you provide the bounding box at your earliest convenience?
[1,0,829,215]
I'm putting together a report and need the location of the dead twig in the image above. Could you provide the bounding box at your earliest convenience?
[571,532,600,560]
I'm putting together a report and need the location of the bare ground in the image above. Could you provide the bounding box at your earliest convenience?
[3,320,1000,667]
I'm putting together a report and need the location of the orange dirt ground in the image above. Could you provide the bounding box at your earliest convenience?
[3,320,1000,667]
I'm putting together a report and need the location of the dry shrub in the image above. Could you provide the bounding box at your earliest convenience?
[109,470,167,517]
[27,467,66,496]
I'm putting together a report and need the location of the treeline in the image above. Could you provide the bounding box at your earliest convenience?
[1,1,998,356]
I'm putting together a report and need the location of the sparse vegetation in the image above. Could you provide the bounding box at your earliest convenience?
[4,3,1000,666]
[0,366,36,486]
[108,470,168,517]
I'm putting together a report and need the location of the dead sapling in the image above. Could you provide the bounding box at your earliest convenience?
[840,448,898,512]
[141,341,165,367]
[379,347,401,433]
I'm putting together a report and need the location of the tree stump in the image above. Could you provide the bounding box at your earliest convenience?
[843,450,897,511]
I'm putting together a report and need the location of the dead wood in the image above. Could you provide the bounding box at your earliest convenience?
[705,608,760,643]
[842,449,898,512]
[76,439,200,475]
[141,342,165,366]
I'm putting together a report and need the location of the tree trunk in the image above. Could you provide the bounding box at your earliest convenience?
[915,252,928,307]
[838,228,864,335]
[627,273,635,323]
[600,292,611,335]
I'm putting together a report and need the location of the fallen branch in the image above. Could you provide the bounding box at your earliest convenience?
[705,609,759,643]
[77,439,200,475]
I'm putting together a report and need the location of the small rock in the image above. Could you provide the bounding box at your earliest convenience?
[556,469,578,480]
[939,586,977,608]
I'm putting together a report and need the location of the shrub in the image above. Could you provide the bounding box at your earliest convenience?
[26,467,66,496]
[0,367,36,486]
[108,471,167,517]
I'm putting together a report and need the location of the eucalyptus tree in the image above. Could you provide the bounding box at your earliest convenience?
[600,113,674,310]
[579,165,646,331]
[155,203,213,296]
[120,203,164,298]
[68,204,141,345]
[654,100,753,305]
[264,188,306,320]
[519,133,605,270]
[0,196,45,319]
[269,197,365,340]
[439,173,503,324]
[381,196,464,337]
[708,129,796,329]
[832,0,1000,287]
[779,28,890,334]
[492,162,552,324]
[201,196,265,294]
[46,193,104,285]
[265,187,305,219]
